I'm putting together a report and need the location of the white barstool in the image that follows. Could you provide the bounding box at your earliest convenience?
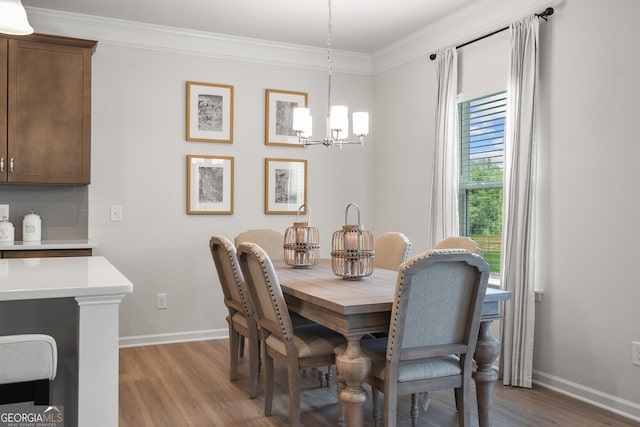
[0,334,58,405]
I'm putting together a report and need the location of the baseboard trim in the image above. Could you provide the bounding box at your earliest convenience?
[533,370,640,422]
[119,328,228,348]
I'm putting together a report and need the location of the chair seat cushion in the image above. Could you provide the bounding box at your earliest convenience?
[0,335,57,384]
[336,338,462,383]
[266,324,345,359]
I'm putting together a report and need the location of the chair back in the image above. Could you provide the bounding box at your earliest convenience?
[235,229,284,261]
[237,242,294,342]
[210,236,253,317]
[387,250,489,367]
[435,236,483,255]
[373,232,411,270]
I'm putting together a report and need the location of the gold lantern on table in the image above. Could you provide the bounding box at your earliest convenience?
[331,203,374,280]
[283,205,320,268]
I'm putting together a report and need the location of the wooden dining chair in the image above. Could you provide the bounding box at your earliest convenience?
[0,334,58,405]
[237,242,346,427]
[235,229,285,261]
[356,249,489,427]
[373,232,411,271]
[435,236,483,255]
[210,235,260,399]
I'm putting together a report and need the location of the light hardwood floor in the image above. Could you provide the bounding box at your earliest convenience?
[119,339,638,426]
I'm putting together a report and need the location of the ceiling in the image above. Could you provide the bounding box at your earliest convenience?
[22,0,476,53]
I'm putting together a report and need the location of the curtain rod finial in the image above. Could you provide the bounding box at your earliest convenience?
[429,53,437,61]
[536,7,554,20]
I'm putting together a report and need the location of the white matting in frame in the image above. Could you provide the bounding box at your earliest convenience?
[187,155,234,214]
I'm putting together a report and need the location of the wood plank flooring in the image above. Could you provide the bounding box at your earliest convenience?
[119,339,638,426]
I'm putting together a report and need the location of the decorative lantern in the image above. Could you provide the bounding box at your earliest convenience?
[331,203,374,280]
[283,205,320,268]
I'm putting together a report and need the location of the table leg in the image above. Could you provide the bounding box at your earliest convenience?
[335,334,370,427]
[473,319,501,427]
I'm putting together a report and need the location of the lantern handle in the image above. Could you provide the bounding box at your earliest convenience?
[296,204,310,224]
[344,203,361,226]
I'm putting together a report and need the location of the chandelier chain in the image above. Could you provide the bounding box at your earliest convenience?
[327,0,333,117]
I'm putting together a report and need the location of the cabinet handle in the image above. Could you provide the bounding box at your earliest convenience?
[0,158,3,173]
[9,158,14,174]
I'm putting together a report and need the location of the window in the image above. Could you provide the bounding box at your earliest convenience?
[458,92,506,273]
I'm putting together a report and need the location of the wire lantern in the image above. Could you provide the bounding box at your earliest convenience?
[331,203,374,280]
[283,205,320,268]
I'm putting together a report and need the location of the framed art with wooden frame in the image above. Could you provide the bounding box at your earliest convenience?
[187,155,234,214]
[186,81,234,143]
[264,158,307,214]
[265,89,308,146]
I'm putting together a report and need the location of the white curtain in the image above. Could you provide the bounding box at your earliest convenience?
[501,15,539,388]
[427,48,459,248]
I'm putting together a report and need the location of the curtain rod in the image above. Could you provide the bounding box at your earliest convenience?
[429,7,554,61]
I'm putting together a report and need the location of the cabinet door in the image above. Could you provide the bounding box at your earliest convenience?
[0,39,6,182]
[7,39,92,184]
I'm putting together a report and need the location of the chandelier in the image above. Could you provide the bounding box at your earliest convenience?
[292,0,369,148]
[0,0,34,35]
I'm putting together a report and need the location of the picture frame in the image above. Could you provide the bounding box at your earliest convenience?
[187,155,234,214]
[186,81,234,143]
[264,158,307,214]
[265,89,308,146]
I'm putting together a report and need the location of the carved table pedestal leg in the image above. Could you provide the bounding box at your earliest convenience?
[335,334,370,427]
[473,319,501,427]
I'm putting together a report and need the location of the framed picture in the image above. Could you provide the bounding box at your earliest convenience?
[187,155,234,214]
[265,89,308,146]
[186,81,234,143]
[264,158,307,214]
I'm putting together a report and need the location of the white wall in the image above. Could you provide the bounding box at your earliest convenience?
[372,0,640,420]
[90,47,373,343]
[30,13,373,344]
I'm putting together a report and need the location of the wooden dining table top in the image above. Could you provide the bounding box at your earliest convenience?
[274,258,510,317]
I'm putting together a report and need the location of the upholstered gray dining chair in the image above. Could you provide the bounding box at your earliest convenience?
[350,249,489,427]
[210,235,261,399]
[0,334,58,405]
[373,232,411,271]
[435,236,483,255]
[237,242,345,427]
[235,229,284,261]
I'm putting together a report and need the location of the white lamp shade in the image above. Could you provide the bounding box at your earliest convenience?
[353,112,369,136]
[330,105,349,134]
[293,107,312,136]
[0,0,34,35]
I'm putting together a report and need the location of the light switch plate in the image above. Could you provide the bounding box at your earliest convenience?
[0,205,8,221]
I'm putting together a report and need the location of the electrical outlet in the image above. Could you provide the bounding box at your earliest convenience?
[0,205,8,221]
[110,205,122,222]
[632,341,640,366]
[157,293,168,310]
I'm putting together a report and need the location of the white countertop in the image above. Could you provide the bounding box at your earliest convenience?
[0,239,97,250]
[0,256,133,301]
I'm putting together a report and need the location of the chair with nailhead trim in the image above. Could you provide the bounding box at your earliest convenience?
[237,242,345,427]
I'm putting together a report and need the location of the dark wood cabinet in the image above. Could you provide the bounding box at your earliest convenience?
[1,248,93,258]
[0,34,96,185]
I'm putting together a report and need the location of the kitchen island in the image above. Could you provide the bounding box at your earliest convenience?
[0,256,132,426]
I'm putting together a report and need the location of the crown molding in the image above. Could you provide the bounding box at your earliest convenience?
[26,6,373,75]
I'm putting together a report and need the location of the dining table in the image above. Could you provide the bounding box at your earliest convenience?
[274,258,511,427]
